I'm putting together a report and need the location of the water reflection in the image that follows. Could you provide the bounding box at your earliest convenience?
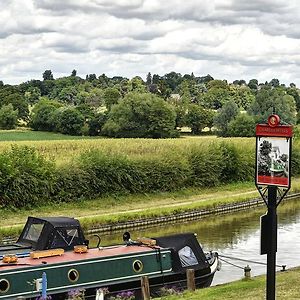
[88,198,300,285]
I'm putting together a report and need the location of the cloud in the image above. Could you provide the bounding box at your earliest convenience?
[0,0,299,86]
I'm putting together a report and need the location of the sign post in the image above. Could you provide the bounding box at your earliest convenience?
[255,114,293,300]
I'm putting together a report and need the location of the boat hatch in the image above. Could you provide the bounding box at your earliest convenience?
[17,216,88,251]
[154,233,210,272]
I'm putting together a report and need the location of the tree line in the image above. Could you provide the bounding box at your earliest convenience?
[0,70,299,138]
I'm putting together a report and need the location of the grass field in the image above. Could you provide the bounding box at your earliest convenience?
[0,129,255,165]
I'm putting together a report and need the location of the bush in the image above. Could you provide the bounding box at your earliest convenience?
[0,103,18,129]
[0,146,56,208]
[227,113,256,137]
[102,93,178,138]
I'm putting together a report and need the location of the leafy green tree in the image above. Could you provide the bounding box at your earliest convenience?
[200,86,230,109]
[0,104,18,129]
[248,79,258,90]
[286,87,300,112]
[102,93,177,138]
[71,69,77,77]
[55,107,85,135]
[103,87,121,111]
[24,87,41,104]
[214,100,239,136]
[127,76,147,93]
[229,85,255,110]
[42,70,54,81]
[57,86,78,104]
[146,72,152,85]
[30,99,62,131]
[248,86,297,124]
[227,113,256,137]
[88,112,108,136]
[163,72,182,91]
[185,104,208,134]
[0,87,29,120]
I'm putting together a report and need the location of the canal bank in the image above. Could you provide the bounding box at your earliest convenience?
[159,267,300,300]
[85,191,300,235]
[1,179,300,240]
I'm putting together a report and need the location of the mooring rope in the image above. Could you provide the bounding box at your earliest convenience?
[219,254,286,270]
[219,257,245,269]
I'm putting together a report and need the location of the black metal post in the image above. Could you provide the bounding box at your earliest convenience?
[266,185,277,300]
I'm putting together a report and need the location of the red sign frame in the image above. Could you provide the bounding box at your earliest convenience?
[255,116,292,188]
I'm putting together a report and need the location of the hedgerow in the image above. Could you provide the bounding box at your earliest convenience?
[0,139,299,208]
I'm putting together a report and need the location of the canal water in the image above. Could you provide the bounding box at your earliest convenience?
[88,198,300,286]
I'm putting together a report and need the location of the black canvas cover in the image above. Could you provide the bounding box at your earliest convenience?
[17,216,87,250]
[154,233,209,272]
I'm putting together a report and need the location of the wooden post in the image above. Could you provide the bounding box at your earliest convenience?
[141,275,150,300]
[187,269,196,291]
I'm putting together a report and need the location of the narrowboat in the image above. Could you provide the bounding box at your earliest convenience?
[0,217,220,299]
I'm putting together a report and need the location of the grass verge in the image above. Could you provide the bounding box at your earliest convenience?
[160,267,300,300]
[1,178,300,239]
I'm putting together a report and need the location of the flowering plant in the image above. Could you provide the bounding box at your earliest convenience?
[107,290,135,300]
[66,289,85,300]
[35,296,52,300]
[159,285,182,296]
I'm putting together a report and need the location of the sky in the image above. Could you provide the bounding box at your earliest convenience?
[1,0,300,86]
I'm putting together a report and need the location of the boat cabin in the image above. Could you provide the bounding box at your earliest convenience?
[17,216,88,250]
[0,217,88,256]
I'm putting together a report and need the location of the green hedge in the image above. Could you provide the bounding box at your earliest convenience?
[0,141,299,208]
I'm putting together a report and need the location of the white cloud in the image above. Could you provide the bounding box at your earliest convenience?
[0,0,299,86]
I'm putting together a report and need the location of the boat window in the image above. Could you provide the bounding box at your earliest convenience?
[0,279,9,293]
[51,228,80,248]
[178,246,198,267]
[23,223,44,242]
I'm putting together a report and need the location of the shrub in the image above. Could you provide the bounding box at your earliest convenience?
[0,104,18,129]
[0,146,56,208]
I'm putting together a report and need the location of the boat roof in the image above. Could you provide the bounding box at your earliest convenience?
[26,216,81,228]
[0,245,164,272]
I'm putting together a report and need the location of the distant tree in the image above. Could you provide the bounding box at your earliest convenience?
[71,69,77,77]
[102,93,177,138]
[55,107,85,135]
[197,74,214,84]
[229,85,255,110]
[24,87,41,104]
[86,74,97,82]
[248,86,297,124]
[88,112,108,136]
[30,99,62,131]
[152,74,160,84]
[163,72,183,91]
[206,79,228,90]
[214,100,239,136]
[185,104,208,134]
[57,86,78,104]
[0,104,18,129]
[42,70,54,81]
[200,85,230,109]
[227,113,256,137]
[128,76,147,93]
[0,89,29,121]
[103,87,121,111]
[146,72,152,85]
[286,87,300,111]
[248,79,258,90]
[269,78,280,87]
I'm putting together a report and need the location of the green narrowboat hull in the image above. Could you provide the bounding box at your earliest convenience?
[0,247,173,299]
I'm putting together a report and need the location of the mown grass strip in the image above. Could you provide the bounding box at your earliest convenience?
[160,267,300,300]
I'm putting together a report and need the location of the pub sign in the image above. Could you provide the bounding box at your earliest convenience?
[255,115,293,188]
